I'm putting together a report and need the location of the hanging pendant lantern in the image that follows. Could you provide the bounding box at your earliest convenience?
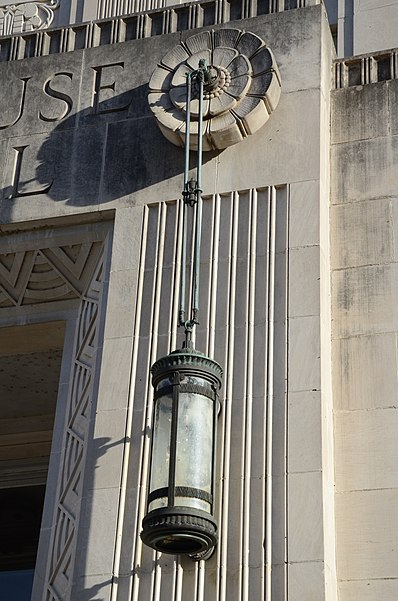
[141,348,222,557]
[141,59,223,560]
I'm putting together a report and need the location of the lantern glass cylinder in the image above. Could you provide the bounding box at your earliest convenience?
[148,392,172,511]
[141,349,222,557]
[175,379,213,512]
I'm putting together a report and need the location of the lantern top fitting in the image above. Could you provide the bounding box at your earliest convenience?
[151,347,223,385]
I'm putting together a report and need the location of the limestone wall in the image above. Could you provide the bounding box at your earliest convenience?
[0,5,336,601]
[331,77,398,599]
[351,0,398,55]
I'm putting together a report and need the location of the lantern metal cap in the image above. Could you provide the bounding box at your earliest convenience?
[151,347,223,388]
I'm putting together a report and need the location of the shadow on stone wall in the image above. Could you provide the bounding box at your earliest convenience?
[1,83,217,215]
[77,435,126,601]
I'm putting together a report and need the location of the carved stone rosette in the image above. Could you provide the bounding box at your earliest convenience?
[148,28,281,151]
[0,0,59,37]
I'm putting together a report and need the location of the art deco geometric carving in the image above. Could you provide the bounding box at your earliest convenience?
[0,242,102,308]
[45,252,105,600]
[0,224,110,601]
[0,0,59,37]
[148,29,281,150]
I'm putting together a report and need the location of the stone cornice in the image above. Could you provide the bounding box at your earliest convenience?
[0,0,320,62]
[334,47,398,88]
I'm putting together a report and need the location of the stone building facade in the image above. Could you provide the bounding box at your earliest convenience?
[0,1,397,600]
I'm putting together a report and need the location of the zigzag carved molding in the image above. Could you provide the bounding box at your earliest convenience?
[46,256,105,601]
[0,226,107,309]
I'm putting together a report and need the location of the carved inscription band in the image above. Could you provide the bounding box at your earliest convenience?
[1,62,134,199]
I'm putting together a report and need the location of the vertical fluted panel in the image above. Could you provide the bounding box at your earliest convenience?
[114,187,289,601]
[97,0,166,19]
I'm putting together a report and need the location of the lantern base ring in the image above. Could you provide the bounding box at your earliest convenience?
[188,545,216,561]
[141,507,217,558]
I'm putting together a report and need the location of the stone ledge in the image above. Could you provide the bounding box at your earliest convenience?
[334,48,398,88]
[0,0,320,62]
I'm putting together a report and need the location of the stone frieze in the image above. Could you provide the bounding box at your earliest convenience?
[0,0,59,36]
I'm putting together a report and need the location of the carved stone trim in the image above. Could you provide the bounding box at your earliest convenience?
[148,29,281,150]
[0,0,320,63]
[45,256,105,600]
[96,0,163,20]
[334,48,398,88]
[43,233,110,601]
[0,0,59,37]
[0,235,104,309]
[0,222,111,601]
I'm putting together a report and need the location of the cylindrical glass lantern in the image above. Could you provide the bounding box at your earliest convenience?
[141,348,222,558]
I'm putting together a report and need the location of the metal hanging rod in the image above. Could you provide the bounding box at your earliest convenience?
[179,59,218,349]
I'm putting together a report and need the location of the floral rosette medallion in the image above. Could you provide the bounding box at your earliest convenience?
[148,28,281,151]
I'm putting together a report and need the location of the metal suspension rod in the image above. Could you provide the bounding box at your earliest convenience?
[179,197,187,326]
[184,74,192,192]
[192,72,204,324]
[179,62,211,346]
[179,73,192,328]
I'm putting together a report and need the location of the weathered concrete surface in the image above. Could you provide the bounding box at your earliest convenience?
[331,77,398,598]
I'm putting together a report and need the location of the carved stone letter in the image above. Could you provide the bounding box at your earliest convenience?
[92,62,131,114]
[0,77,30,130]
[39,72,74,122]
[8,146,53,198]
